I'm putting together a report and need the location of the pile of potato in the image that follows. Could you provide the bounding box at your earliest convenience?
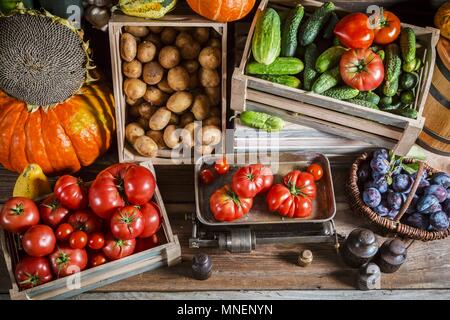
[120,25,223,158]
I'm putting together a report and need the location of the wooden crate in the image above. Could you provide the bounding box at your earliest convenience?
[0,162,181,300]
[109,14,228,165]
[231,0,440,156]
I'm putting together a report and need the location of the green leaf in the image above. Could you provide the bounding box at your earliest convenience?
[386,175,393,185]
[406,145,427,161]
[402,162,419,175]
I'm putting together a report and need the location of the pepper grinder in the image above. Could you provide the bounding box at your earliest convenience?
[357,263,381,290]
[192,253,212,280]
[374,239,407,273]
[341,229,379,268]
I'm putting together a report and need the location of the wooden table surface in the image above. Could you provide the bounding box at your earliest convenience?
[0,148,449,300]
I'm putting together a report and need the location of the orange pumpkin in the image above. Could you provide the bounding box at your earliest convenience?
[186,0,256,22]
[0,82,115,176]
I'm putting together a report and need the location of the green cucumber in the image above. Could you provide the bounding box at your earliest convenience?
[381,96,402,110]
[312,66,341,94]
[385,44,402,82]
[383,79,399,97]
[400,72,419,89]
[388,107,418,119]
[280,5,304,57]
[303,43,319,91]
[346,99,379,109]
[400,27,416,63]
[356,91,380,105]
[413,58,423,71]
[246,57,304,75]
[239,111,284,132]
[321,86,359,100]
[252,8,281,65]
[380,96,393,109]
[298,1,335,46]
[257,75,301,88]
[315,46,347,73]
[400,90,415,105]
[323,12,339,39]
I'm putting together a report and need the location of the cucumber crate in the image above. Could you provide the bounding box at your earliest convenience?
[109,13,228,165]
[0,162,181,300]
[231,0,440,155]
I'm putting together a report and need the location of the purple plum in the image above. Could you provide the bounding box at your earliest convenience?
[363,188,382,208]
[423,185,448,203]
[429,211,449,231]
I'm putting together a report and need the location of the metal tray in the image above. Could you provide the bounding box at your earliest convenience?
[195,152,336,226]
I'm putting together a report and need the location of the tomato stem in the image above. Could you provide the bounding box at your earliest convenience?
[11,203,24,216]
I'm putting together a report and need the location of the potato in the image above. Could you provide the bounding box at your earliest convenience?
[137,117,150,131]
[205,86,221,106]
[180,41,201,60]
[182,122,199,147]
[199,68,220,87]
[175,26,190,32]
[146,130,166,149]
[169,112,179,125]
[120,33,137,62]
[167,91,193,114]
[142,62,164,85]
[198,47,221,69]
[137,102,158,119]
[143,86,168,106]
[163,125,182,149]
[158,46,180,69]
[201,125,222,146]
[144,33,162,50]
[149,107,171,130]
[188,72,199,89]
[124,78,146,100]
[191,94,210,120]
[179,112,195,127]
[208,38,221,48]
[133,135,158,157]
[137,41,157,63]
[195,145,214,156]
[175,32,193,48]
[182,60,198,74]
[157,78,175,94]
[123,60,142,79]
[128,104,141,118]
[124,26,149,38]
[203,116,221,127]
[167,66,190,91]
[149,26,163,33]
[209,106,221,117]
[125,122,145,144]
[161,27,178,45]
[126,96,142,107]
[194,27,210,44]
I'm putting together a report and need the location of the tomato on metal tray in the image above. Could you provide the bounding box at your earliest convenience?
[214,158,230,175]
[199,169,215,185]
[307,163,324,181]
[110,206,145,240]
[249,164,273,193]
[138,202,161,238]
[49,246,88,277]
[15,256,53,289]
[54,175,88,210]
[231,165,266,198]
[373,10,401,45]
[0,197,40,233]
[39,195,70,228]
[102,234,136,261]
[334,12,374,49]
[209,184,253,222]
[22,224,56,257]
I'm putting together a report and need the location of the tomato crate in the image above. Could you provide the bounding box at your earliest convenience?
[0,162,181,300]
[231,0,440,156]
[109,13,228,165]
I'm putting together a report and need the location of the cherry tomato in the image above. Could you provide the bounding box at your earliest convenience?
[54,175,88,210]
[139,202,161,238]
[88,232,105,250]
[102,234,136,261]
[307,163,324,181]
[89,252,108,268]
[68,210,102,234]
[55,223,74,242]
[135,234,159,253]
[231,165,265,198]
[22,225,56,257]
[49,247,87,278]
[110,206,145,240]
[39,195,70,228]
[15,256,53,289]
[374,10,401,45]
[69,230,88,249]
[209,184,253,222]
[199,169,215,185]
[334,13,374,49]
[0,197,40,233]
[214,158,230,175]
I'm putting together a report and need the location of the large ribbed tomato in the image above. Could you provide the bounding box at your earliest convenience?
[186,0,256,22]
[0,82,115,176]
[209,184,253,222]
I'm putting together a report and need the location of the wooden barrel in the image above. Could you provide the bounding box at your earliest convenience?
[417,37,450,156]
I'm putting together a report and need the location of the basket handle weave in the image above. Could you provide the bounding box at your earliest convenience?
[394,161,425,222]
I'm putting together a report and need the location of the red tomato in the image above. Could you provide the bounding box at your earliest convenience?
[102,234,136,260]
[55,223,74,242]
[334,13,374,49]
[283,170,317,199]
[0,197,40,233]
[54,175,88,210]
[135,234,159,253]
[110,206,145,240]
[139,202,161,238]
[199,169,215,185]
[231,165,265,198]
[88,232,105,250]
[373,10,401,45]
[22,225,56,257]
[68,210,102,234]
[15,256,53,289]
[209,184,253,222]
[39,195,70,228]
[89,252,108,268]
[214,158,230,175]
[307,163,324,181]
[69,230,88,249]
[266,184,313,218]
[249,164,273,193]
[339,48,384,91]
[89,163,156,220]
[49,247,87,278]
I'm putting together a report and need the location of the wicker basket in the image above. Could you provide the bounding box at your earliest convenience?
[347,153,449,241]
